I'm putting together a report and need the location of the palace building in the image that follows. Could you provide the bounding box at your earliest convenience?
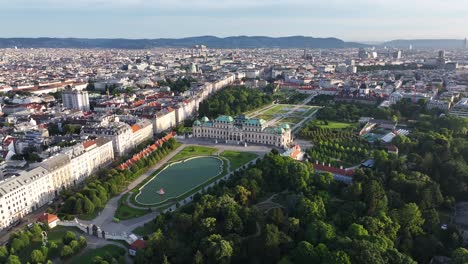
[192,115,292,148]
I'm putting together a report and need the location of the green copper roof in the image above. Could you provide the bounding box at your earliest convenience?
[280,123,290,130]
[193,120,201,126]
[215,115,234,123]
[201,116,210,122]
[245,118,266,126]
[265,127,285,134]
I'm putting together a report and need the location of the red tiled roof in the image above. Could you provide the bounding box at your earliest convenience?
[37,213,58,224]
[130,239,147,250]
[83,140,96,149]
[131,124,141,133]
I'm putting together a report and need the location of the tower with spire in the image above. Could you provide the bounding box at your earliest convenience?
[464,37,467,49]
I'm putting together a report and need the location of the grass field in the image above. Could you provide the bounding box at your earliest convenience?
[220,151,258,170]
[135,157,223,205]
[71,244,126,264]
[169,145,218,162]
[115,193,150,220]
[316,121,353,129]
[262,105,292,116]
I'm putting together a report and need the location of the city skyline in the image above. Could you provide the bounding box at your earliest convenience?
[1,0,467,41]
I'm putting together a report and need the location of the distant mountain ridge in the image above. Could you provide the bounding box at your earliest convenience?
[384,39,466,49]
[0,36,368,49]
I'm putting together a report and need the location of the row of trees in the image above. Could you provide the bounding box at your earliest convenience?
[59,137,178,218]
[198,86,273,118]
[0,225,86,263]
[315,101,393,122]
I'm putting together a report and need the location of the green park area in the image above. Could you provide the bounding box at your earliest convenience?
[71,244,126,264]
[299,120,373,167]
[169,145,218,162]
[314,121,354,129]
[250,104,319,127]
[6,225,87,263]
[220,150,258,170]
[122,146,257,220]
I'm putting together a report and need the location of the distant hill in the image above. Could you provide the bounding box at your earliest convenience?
[0,36,368,49]
[384,39,466,49]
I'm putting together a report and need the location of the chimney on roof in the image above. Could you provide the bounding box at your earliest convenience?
[328,163,331,167]
[340,166,343,169]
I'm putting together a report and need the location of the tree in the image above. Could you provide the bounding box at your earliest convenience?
[234,185,251,206]
[10,238,24,253]
[62,231,77,245]
[30,249,46,264]
[363,180,387,214]
[70,240,80,253]
[193,250,204,264]
[83,196,95,215]
[6,255,21,264]
[292,241,317,264]
[200,217,217,235]
[305,220,335,244]
[451,248,468,264]
[0,246,8,262]
[60,245,74,259]
[201,234,233,264]
[31,224,42,238]
[78,236,87,248]
[347,223,369,239]
[394,203,425,238]
[297,196,326,222]
[326,250,351,264]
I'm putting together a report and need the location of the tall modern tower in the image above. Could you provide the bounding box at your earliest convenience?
[464,38,467,49]
[62,89,90,111]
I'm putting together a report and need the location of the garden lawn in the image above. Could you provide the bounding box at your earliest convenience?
[115,193,150,220]
[71,244,126,264]
[220,151,258,170]
[262,105,291,116]
[169,145,217,162]
[255,114,275,121]
[316,121,353,129]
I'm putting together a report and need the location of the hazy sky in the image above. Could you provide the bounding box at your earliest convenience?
[0,0,467,41]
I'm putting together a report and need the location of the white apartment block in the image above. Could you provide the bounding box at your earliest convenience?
[0,167,53,228]
[131,119,154,146]
[193,115,292,148]
[63,138,114,183]
[82,122,134,156]
[153,109,176,133]
[0,136,115,229]
[62,89,90,112]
